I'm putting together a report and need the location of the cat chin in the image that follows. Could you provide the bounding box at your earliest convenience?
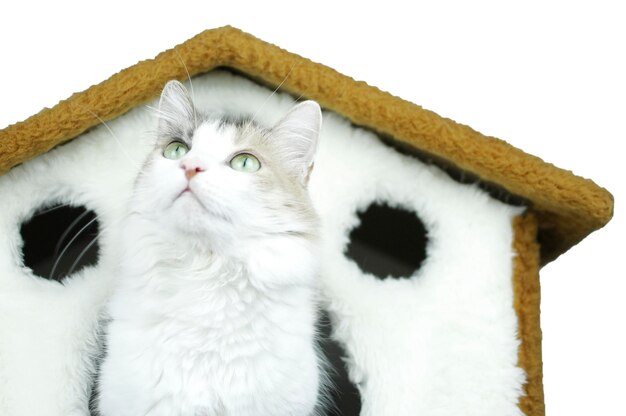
[172,189,204,209]
[162,195,233,241]
[169,192,213,219]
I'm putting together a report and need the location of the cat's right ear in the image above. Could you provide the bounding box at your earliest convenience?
[271,101,322,187]
[157,80,195,132]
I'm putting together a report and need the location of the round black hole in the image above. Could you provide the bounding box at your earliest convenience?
[20,205,100,282]
[318,312,362,415]
[345,203,428,279]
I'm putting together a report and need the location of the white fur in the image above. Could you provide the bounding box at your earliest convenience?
[97,92,323,415]
[309,114,526,415]
[98,224,320,415]
[0,70,525,415]
[272,101,322,184]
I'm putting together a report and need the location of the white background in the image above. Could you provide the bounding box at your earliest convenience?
[1,1,623,414]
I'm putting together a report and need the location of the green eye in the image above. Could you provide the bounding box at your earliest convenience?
[163,141,189,160]
[230,153,261,172]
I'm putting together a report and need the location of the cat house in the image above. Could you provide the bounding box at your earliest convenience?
[0,26,613,416]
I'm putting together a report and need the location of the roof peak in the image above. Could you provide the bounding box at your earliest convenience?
[0,26,613,264]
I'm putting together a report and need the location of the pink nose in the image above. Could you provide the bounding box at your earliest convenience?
[182,162,204,180]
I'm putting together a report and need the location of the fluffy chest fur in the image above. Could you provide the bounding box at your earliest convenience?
[98,235,321,416]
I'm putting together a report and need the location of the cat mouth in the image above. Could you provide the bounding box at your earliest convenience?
[176,186,194,199]
[174,187,232,222]
[173,186,197,205]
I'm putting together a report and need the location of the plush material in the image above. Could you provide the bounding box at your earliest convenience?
[2,71,527,415]
[310,111,526,415]
[0,26,613,264]
[512,214,544,415]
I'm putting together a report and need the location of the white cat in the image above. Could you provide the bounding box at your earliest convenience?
[97,80,324,416]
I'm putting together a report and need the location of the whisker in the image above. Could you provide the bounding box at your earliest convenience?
[174,48,198,129]
[67,231,102,277]
[36,203,71,215]
[84,109,140,169]
[145,105,165,117]
[50,216,99,280]
[53,209,92,258]
[241,119,255,138]
[245,62,299,135]
[145,105,184,124]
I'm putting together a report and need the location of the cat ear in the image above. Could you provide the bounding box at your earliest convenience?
[271,101,322,186]
[157,80,195,131]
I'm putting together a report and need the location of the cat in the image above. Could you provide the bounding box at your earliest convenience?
[96,80,325,416]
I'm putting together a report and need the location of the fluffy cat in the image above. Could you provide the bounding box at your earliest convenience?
[96,80,324,416]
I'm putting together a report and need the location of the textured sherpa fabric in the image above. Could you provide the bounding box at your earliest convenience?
[0,26,613,264]
[1,71,528,415]
[512,214,544,415]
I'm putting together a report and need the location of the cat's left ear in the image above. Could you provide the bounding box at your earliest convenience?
[272,101,322,186]
[157,80,195,133]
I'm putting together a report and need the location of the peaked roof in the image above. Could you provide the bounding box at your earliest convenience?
[0,26,613,265]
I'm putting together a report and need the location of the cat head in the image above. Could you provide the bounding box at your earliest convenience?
[131,80,322,254]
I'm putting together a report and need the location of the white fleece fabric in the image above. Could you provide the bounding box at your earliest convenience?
[0,70,525,415]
